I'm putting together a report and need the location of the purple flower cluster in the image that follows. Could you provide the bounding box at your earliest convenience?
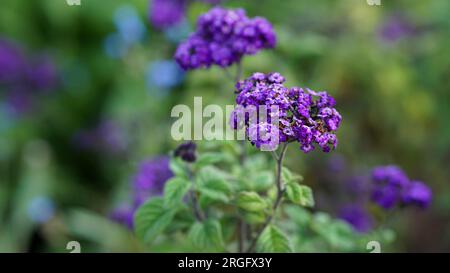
[231,72,342,153]
[371,165,432,209]
[175,8,276,70]
[0,38,57,115]
[111,156,173,229]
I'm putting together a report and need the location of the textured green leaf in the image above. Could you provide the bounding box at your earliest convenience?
[134,198,177,243]
[198,178,231,204]
[281,167,303,183]
[163,177,191,208]
[256,225,292,253]
[285,182,303,204]
[250,171,274,192]
[236,192,267,212]
[298,185,315,207]
[188,219,224,250]
[240,210,267,224]
[194,153,225,169]
[169,158,189,179]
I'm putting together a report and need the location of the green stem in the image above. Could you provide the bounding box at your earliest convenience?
[246,143,289,252]
[187,166,205,222]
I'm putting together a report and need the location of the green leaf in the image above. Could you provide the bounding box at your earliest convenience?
[163,178,191,208]
[281,167,303,183]
[198,177,232,204]
[285,182,303,204]
[134,198,177,243]
[197,166,232,203]
[188,219,224,250]
[249,171,274,192]
[169,158,189,179]
[236,192,267,212]
[194,153,225,169]
[256,225,292,253]
[240,210,266,224]
[285,183,314,207]
[298,185,315,207]
[284,205,311,226]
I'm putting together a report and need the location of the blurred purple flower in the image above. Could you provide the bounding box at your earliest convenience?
[379,14,417,43]
[73,120,128,155]
[0,39,26,85]
[111,156,173,229]
[345,174,370,197]
[370,165,409,209]
[402,181,432,208]
[4,88,33,115]
[0,38,58,117]
[133,156,173,206]
[26,56,58,91]
[339,204,373,233]
[370,165,432,210]
[110,204,134,229]
[327,154,346,173]
[149,0,187,29]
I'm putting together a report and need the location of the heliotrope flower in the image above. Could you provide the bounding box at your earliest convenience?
[148,0,224,30]
[149,0,187,30]
[231,72,342,153]
[174,141,197,162]
[338,204,373,233]
[110,204,134,229]
[175,7,276,70]
[370,165,432,209]
[378,14,417,43]
[0,38,58,116]
[133,156,173,207]
[0,39,26,85]
[111,156,173,229]
[402,181,432,208]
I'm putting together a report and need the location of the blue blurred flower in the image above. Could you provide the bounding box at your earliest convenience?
[0,102,15,131]
[145,60,185,95]
[103,33,128,59]
[164,20,192,44]
[114,5,147,45]
[27,196,55,224]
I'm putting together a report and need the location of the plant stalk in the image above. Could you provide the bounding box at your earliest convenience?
[246,143,288,252]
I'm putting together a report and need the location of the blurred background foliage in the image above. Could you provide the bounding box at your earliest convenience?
[0,0,449,252]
